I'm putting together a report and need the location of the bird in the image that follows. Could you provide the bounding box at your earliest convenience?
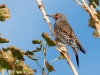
[46,13,86,67]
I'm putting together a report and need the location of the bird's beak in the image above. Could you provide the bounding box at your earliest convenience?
[46,14,54,18]
[46,14,57,20]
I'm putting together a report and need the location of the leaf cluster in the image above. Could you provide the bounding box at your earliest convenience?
[88,0,100,37]
[0,4,10,21]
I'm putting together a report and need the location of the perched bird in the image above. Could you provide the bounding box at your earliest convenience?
[46,13,86,67]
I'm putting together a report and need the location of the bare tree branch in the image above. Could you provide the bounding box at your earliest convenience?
[74,0,84,8]
[36,0,78,75]
[74,0,100,38]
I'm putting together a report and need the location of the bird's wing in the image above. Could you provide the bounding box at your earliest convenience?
[54,20,86,54]
[54,20,75,39]
[54,20,73,44]
[54,20,73,37]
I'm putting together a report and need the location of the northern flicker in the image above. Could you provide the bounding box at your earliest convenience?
[46,13,86,67]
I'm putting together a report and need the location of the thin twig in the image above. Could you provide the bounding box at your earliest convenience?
[2,70,4,75]
[74,0,84,7]
[36,61,43,70]
[22,51,43,70]
[36,0,56,38]
[47,72,49,75]
[34,54,44,61]
[43,48,46,72]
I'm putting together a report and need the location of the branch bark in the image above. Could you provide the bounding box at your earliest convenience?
[36,0,78,75]
[74,0,100,38]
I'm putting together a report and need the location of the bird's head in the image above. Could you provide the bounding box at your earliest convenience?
[46,13,66,21]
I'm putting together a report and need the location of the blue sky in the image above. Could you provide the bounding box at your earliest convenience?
[0,0,100,75]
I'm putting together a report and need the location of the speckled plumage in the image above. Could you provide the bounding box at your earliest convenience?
[47,13,86,67]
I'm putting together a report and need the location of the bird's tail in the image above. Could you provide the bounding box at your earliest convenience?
[76,53,79,68]
[76,42,86,54]
[73,48,79,68]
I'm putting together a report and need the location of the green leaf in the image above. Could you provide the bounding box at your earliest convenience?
[45,61,55,72]
[41,32,56,47]
[25,51,34,55]
[7,46,25,61]
[10,60,36,75]
[32,47,41,52]
[88,17,96,28]
[11,49,25,61]
[97,10,100,20]
[50,54,65,63]
[58,54,65,59]
[0,57,14,70]
[2,47,7,52]
[32,40,42,44]
[88,0,99,7]
[0,5,10,21]
[93,29,99,38]
[15,61,23,71]
[0,37,9,43]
